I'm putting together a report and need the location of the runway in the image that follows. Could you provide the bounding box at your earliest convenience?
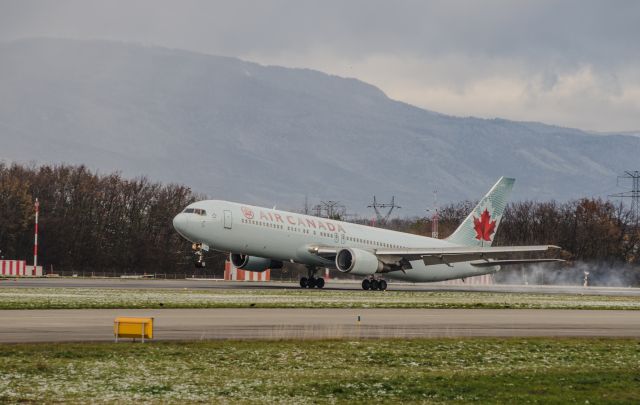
[1,308,639,342]
[3,277,640,296]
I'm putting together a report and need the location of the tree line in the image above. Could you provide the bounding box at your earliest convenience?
[381,199,640,286]
[1,162,638,279]
[0,163,199,273]
[385,199,639,265]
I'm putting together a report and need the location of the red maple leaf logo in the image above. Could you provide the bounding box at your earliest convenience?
[473,209,496,241]
[241,207,254,220]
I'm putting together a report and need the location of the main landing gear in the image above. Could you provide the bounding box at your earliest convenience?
[362,276,387,291]
[192,243,206,268]
[300,266,325,289]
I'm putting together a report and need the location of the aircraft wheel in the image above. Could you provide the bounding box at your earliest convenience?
[361,279,371,290]
[300,277,308,288]
[316,277,325,289]
[371,279,381,291]
[307,277,317,289]
[379,280,388,291]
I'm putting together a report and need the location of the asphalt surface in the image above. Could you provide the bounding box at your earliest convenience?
[3,277,640,296]
[1,308,638,342]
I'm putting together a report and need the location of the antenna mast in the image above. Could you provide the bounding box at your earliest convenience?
[431,190,439,239]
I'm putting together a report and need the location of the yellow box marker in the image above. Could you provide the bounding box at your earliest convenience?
[114,317,154,342]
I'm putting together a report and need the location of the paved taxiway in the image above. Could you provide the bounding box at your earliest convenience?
[3,277,640,296]
[1,308,639,342]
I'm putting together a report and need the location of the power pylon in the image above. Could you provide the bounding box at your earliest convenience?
[312,200,346,219]
[610,170,640,221]
[368,196,401,224]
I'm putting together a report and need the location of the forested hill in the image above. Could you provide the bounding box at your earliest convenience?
[1,38,639,215]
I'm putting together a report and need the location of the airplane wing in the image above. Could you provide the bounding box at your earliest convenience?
[309,245,561,269]
[376,245,561,266]
[469,258,564,267]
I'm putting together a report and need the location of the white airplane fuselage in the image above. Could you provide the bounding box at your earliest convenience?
[173,200,498,282]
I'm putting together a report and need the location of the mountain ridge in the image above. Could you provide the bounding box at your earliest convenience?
[1,38,638,216]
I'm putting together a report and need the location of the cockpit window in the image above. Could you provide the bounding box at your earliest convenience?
[183,208,207,216]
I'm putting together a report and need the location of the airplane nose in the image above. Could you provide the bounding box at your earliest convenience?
[173,213,188,235]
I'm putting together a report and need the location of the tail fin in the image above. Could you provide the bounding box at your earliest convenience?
[445,177,515,247]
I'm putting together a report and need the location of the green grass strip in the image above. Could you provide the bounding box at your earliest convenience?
[0,338,638,403]
[0,287,639,310]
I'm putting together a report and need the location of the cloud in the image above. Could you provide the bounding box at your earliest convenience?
[247,50,640,131]
[1,0,639,131]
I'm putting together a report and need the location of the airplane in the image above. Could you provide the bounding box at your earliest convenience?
[172,177,562,290]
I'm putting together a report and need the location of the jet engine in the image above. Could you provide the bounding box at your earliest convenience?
[335,248,384,276]
[230,253,283,272]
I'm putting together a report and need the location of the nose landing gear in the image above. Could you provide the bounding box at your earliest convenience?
[192,243,207,268]
[300,266,325,289]
[362,276,387,291]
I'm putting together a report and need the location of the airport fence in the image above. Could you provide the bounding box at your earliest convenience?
[47,269,304,281]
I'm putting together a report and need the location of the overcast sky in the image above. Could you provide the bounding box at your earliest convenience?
[2,0,639,132]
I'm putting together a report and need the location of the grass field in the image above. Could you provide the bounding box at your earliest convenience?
[0,338,638,403]
[0,287,638,310]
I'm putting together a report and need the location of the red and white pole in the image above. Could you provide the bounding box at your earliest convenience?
[33,198,39,276]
